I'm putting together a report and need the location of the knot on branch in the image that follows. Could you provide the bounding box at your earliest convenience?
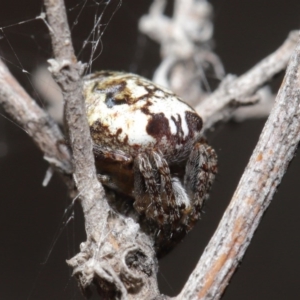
[47,59,86,93]
[66,212,159,299]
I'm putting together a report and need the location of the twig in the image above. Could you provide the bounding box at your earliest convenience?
[139,0,224,105]
[0,58,72,175]
[197,31,299,131]
[177,32,300,300]
[44,0,106,237]
[43,0,160,298]
[232,86,275,122]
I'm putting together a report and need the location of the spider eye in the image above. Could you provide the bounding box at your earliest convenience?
[93,83,127,108]
[105,93,116,108]
[104,93,127,108]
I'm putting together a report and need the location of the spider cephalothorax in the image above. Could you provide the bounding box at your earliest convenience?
[84,71,217,252]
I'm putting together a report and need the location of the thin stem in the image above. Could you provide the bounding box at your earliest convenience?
[0,58,72,175]
[44,0,108,235]
[197,31,299,130]
[178,32,300,300]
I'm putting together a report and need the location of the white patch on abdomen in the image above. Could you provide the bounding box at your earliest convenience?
[86,93,156,146]
[149,96,192,138]
[126,79,148,98]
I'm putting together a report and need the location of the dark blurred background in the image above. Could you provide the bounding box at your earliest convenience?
[0,0,300,299]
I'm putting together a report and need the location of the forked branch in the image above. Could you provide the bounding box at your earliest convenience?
[43,0,160,299]
[0,0,299,299]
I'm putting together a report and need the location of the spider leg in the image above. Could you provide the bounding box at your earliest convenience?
[133,152,165,225]
[133,151,185,227]
[93,144,134,195]
[151,151,182,223]
[184,142,217,230]
[93,144,132,164]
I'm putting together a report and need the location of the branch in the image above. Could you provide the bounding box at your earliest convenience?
[43,0,159,298]
[0,58,72,175]
[44,0,106,237]
[3,1,297,299]
[177,32,300,299]
[197,31,299,130]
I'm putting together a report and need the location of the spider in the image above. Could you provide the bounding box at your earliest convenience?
[84,71,217,251]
